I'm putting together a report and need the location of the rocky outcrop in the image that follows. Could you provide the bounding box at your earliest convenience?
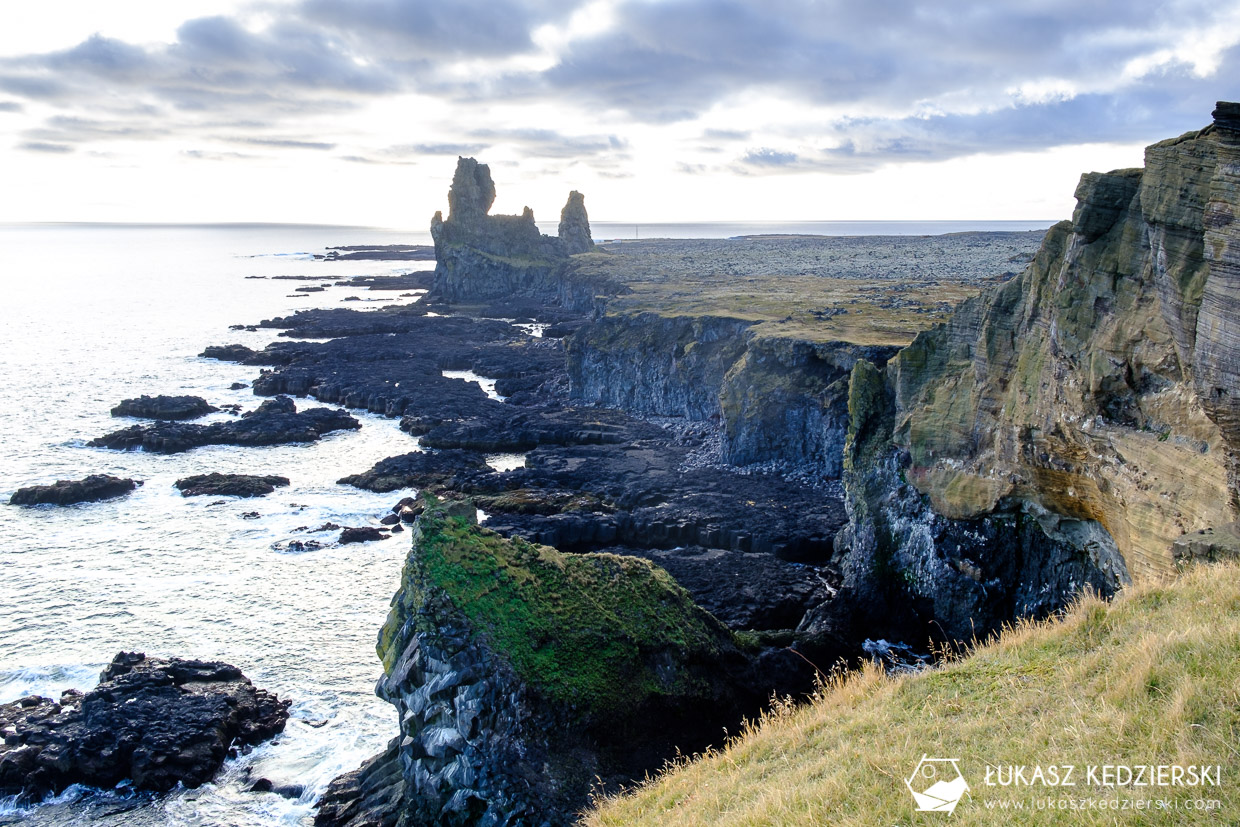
[338,450,492,493]
[174,473,290,498]
[0,652,288,801]
[10,475,142,506]
[111,395,218,420]
[428,157,603,306]
[558,190,594,255]
[831,105,1240,643]
[318,497,773,826]
[88,395,360,453]
[1172,521,1240,568]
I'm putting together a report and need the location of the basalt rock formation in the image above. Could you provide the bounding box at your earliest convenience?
[0,652,288,801]
[111,395,218,420]
[9,474,141,506]
[428,157,601,305]
[829,104,1240,643]
[558,190,594,255]
[174,472,290,498]
[567,313,899,475]
[89,395,359,454]
[317,496,764,827]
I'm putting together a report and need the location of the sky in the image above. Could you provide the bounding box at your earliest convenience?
[0,0,1237,228]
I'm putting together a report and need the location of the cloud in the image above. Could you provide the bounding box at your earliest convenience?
[231,137,337,150]
[742,147,798,167]
[381,142,489,157]
[0,0,1234,177]
[183,149,260,161]
[297,0,588,59]
[19,141,72,153]
[469,128,628,158]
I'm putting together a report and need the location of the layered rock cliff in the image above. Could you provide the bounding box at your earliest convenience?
[832,104,1240,642]
[567,315,898,474]
[319,496,761,826]
[429,158,608,306]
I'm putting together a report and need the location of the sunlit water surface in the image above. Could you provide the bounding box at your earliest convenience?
[0,224,437,826]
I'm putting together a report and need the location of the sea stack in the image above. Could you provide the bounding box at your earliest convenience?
[428,157,593,303]
[558,190,594,254]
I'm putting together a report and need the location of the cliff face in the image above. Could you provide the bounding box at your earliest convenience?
[567,312,898,474]
[320,496,757,827]
[834,107,1240,641]
[429,158,598,305]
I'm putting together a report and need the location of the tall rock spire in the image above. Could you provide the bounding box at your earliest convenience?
[558,190,594,254]
[446,157,496,226]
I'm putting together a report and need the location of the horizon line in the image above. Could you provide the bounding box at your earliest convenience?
[0,218,1061,229]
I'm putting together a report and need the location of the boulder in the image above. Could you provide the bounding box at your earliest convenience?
[175,473,291,498]
[10,475,141,506]
[339,526,387,544]
[0,652,288,801]
[111,395,218,420]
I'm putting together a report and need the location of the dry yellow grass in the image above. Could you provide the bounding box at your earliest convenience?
[588,560,1240,825]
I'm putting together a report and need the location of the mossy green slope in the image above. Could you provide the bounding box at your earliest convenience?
[379,497,739,715]
[588,559,1240,825]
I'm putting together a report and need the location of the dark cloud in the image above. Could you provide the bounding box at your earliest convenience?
[0,19,396,116]
[522,0,1233,125]
[298,0,587,58]
[0,0,1233,175]
[19,141,72,153]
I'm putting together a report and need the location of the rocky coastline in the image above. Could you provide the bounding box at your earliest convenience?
[288,156,1054,824]
[22,108,1231,824]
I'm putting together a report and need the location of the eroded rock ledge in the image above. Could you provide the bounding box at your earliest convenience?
[316,497,776,827]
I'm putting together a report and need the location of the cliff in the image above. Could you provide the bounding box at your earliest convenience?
[318,496,760,826]
[429,158,605,306]
[832,104,1240,642]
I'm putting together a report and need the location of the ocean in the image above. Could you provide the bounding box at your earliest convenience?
[0,219,1054,826]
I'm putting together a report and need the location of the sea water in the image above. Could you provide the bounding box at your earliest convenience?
[0,220,1052,825]
[0,223,434,826]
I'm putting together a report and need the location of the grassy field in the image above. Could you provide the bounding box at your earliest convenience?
[573,233,1042,345]
[587,559,1240,825]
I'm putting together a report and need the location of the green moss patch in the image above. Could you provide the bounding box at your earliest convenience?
[406,499,735,714]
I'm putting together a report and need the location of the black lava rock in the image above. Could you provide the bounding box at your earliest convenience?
[88,396,359,454]
[0,652,289,801]
[10,475,142,506]
[339,526,388,544]
[110,395,218,421]
[175,473,291,498]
